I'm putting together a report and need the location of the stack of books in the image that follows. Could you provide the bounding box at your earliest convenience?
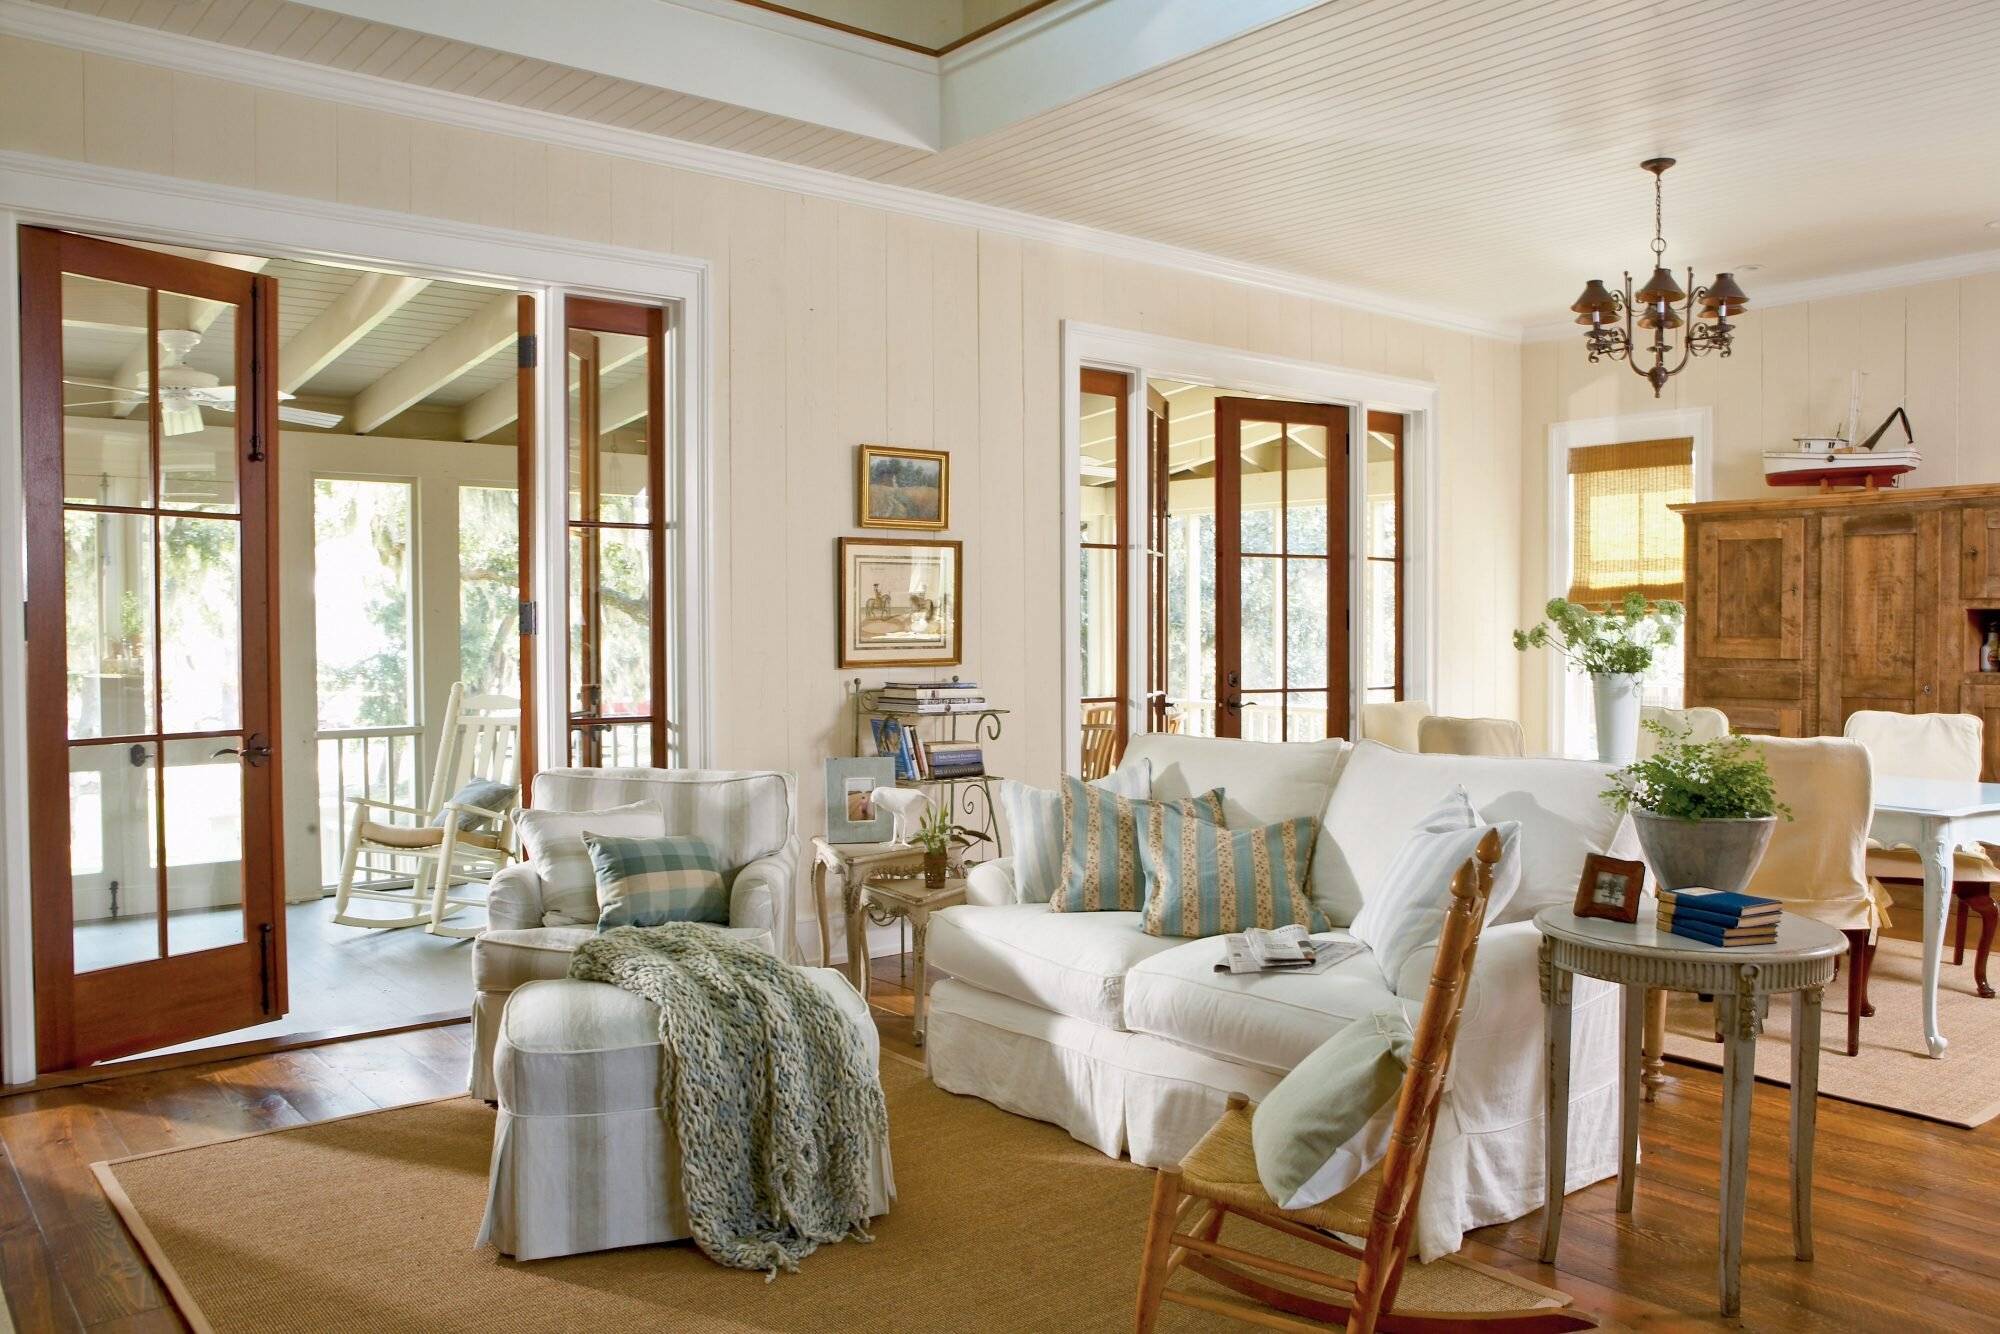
[1657,888,1782,947]
[923,741,984,779]
[869,718,924,781]
[874,679,986,713]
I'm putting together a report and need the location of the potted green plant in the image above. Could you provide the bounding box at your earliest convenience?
[913,804,958,889]
[1513,593,1685,763]
[1602,721,1791,892]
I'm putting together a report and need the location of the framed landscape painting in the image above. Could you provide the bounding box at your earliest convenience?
[858,444,949,530]
[837,536,962,668]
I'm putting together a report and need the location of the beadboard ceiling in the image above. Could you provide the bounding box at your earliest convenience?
[30,0,2000,328]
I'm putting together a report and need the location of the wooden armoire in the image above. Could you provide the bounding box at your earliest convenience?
[1677,483,2000,780]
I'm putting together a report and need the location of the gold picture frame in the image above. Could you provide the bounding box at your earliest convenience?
[857,444,949,531]
[837,536,962,668]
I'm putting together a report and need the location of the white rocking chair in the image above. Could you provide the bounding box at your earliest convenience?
[331,683,522,938]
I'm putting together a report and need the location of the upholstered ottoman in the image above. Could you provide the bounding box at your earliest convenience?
[476,972,895,1261]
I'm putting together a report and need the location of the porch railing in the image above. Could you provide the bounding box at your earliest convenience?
[1174,699,1328,743]
[316,725,426,889]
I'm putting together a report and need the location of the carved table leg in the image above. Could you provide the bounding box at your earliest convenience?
[812,858,832,969]
[1618,982,1643,1213]
[1919,818,1952,1058]
[1790,985,1822,1262]
[1539,939,1573,1264]
[1642,987,1668,1102]
[910,904,932,1046]
[1716,975,1758,1318]
[843,875,870,1005]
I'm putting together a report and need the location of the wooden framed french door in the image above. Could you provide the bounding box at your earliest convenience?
[21,227,286,1071]
[1213,397,1351,742]
[564,296,669,767]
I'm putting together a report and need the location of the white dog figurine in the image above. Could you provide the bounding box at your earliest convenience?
[869,786,933,846]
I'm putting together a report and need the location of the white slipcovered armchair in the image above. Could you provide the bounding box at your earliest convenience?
[467,767,799,1100]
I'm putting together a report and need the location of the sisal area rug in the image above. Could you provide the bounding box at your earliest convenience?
[1663,936,2000,1128]
[94,1054,1575,1333]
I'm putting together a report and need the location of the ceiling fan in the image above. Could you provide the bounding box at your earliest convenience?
[64,329,344,434]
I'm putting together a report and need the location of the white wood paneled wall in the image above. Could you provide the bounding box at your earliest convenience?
[0,34,1524,953]
[1518,272,2000,745]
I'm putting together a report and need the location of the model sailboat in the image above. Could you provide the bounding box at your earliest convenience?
[1764,372,1919,489]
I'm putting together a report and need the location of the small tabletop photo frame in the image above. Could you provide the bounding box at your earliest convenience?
[1572,853,1648,924]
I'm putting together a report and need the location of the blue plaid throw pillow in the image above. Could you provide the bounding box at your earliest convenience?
[584,833,728,930]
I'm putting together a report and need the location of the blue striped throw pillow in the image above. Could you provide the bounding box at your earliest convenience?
[1348,787,1521,986]
[1053,777,1226,913]
[584,833,728,931]
[1000,760,1151,904]
[1138,801,1325,938]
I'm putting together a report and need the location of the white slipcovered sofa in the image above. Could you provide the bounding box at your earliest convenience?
[467,767,799,1101]
[924,734,1631,1260]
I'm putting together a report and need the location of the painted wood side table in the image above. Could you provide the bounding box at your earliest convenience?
[1533,906,1845,1317]
[858,874,966,1045]
[809,836,926,990]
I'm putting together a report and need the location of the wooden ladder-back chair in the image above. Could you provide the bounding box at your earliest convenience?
[1082,703,1122,781]
[1133,831,1594,1333]
[332,683,522,938]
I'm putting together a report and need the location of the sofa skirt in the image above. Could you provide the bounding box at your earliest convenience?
[924,977,1622,1262]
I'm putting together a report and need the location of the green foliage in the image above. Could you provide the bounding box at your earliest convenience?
[1602,721,1791,821]
[913,802,958,855]
[1513,594,1684,676]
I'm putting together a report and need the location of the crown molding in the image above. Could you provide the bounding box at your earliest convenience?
[0,0,1521,342]
[1521,245,2000,343]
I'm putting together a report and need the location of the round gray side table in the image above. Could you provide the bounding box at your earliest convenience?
[1533,905,1845,1318]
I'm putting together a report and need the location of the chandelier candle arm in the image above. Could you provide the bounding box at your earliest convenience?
[1570,158,1750,398]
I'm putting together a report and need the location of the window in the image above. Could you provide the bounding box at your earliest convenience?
[1560,437,1695,756]
[458,484,521,701]
[1362,411,1405,706]
[565,297,670,767]
[1077,368,1129,770]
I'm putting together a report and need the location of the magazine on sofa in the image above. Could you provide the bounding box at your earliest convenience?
[1214,925,1365,976]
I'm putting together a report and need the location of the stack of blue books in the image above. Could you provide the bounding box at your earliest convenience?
[1657,888,1781,947]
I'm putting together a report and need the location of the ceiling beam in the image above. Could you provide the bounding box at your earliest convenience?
[350,292,516,435]
[279,272,431,394]
[457,339,644,442]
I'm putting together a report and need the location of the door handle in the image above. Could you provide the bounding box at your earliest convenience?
[213,734,273,767]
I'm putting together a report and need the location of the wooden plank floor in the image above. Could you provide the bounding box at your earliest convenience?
[5,951,1996,1331]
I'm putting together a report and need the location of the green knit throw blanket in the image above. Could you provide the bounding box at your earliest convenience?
[567,924,888,1276]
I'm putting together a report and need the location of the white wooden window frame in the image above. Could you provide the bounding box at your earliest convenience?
[1542,407,1713,758]
[1058,321,1440,775]
[0,152,716,1082]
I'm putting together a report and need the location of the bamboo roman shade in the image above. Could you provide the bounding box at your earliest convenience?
[1566,438,1694,606]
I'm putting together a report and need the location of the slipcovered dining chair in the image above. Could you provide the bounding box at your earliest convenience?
[1741,736,1883,1055]
[1843,710,1999,999]
[1360,699,1432,752]
[1416,714,1525,758]
[1636,704,1729,758]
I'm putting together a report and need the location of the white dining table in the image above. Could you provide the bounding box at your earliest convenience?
[1869,775,2000,1058]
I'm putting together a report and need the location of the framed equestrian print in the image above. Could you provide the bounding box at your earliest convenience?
[837,536,962,668]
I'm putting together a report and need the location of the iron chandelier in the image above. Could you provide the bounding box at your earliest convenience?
[1571,158,1749,397]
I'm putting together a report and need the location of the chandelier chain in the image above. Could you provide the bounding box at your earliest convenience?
[1651,170,1666,260]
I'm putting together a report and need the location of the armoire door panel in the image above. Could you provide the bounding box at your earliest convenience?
[1692,666,1805,701]
[1694,516,1806,660]
[1818,511,1940,726]
[1961,681,2000,782]
[1961,505,2000,599]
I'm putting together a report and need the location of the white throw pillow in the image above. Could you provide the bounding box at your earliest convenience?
[1348,786,1521,988]
[1314,741,1632,927]
[513,801,667,925]
[999,759,1150,903]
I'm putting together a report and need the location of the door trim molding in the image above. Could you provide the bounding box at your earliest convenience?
[1541,407,1713,756]
[1058,321,1440,772]
[0,151,716,1082]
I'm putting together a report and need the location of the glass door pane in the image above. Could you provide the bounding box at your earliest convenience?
[69,741,159,973]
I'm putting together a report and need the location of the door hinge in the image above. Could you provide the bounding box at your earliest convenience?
[520,599,538,635]
[517,333,538,369]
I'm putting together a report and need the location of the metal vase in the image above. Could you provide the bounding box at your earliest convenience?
[1632,811,1776,893]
